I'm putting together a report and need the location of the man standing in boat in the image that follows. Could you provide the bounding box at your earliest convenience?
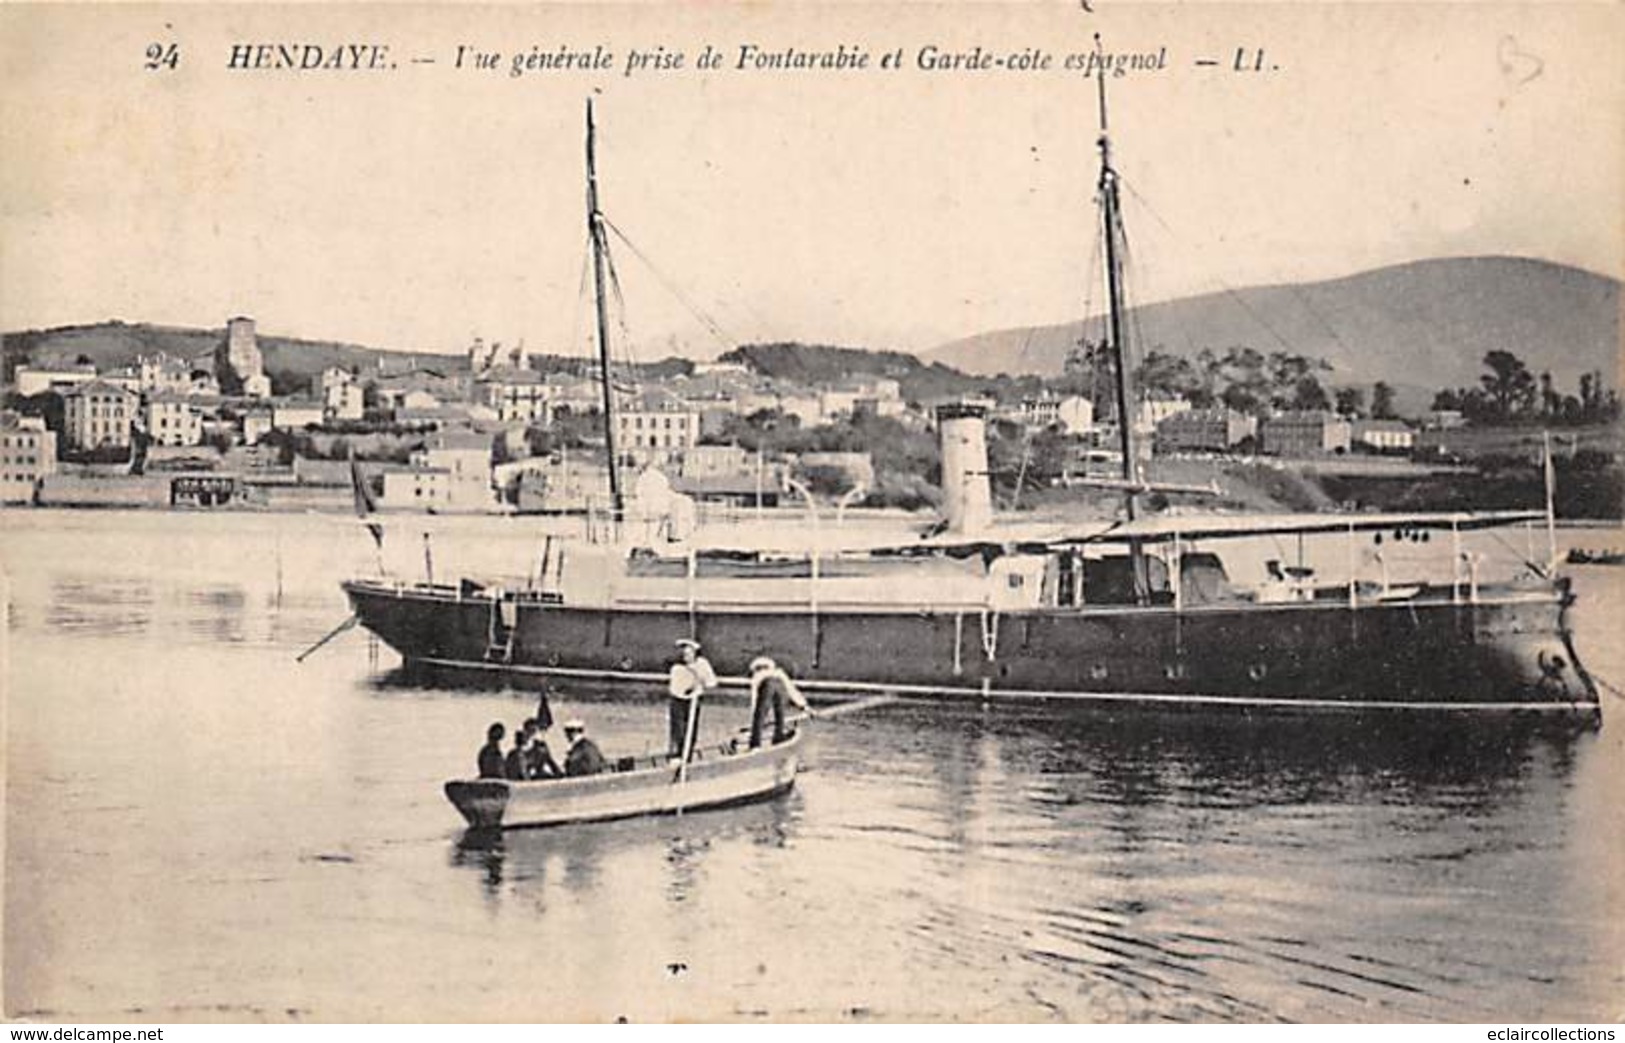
[747,656,810,748]
[667,638,717,761]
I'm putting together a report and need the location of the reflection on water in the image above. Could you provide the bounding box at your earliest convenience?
[3,509,1623,1022]
[453,797,795,899]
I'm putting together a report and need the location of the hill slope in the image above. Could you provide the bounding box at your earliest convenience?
[720,342,994,403]
[929,257,1619,403]
[1,321,466,386]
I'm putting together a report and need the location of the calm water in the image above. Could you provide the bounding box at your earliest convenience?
[3,508,1623,1022]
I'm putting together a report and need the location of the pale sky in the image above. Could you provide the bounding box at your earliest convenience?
[2,3,1620,362]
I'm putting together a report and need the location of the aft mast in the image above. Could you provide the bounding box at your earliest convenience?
[1093,36,1150,601]
[585,98,624,521]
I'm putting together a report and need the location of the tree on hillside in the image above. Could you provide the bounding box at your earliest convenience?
[1063,338,1117,412]
[1574,370,1619,423]
[1334,387,1365,418]
[1268,353,1333,413]
[1431,386,1499,425]
[268,367,310,397]
[1371,382,1397,420]
[524,406,605,456]
[712,408,802,452]
[1215,347,1272,414]
[1480,350,1536,421]
[2,391,65,435]
[1136,351,1207,406]
[1289,375,1331,412]
[799,463,855,498]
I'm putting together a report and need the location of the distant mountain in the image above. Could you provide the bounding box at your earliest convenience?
[1,320,467,388]
[928,257,1620,411]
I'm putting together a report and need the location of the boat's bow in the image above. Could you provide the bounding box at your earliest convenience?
[444,779,510,829]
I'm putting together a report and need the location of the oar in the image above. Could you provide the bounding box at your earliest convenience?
[734,692,904,737]
[806,693,904,720]
[673,694,702,802]
[295,614,358,663]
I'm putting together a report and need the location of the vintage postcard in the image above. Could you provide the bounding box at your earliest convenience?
[2,2,1622,1025]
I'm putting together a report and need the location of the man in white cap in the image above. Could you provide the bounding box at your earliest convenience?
[667,637,718,760]
[747,656,810,749]
[562,718,607,777]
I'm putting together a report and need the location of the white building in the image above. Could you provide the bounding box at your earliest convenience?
[479,370,551,424]
[1014,393,1095,434]
[242,408,274,445]
[61,380,138,450]
[1261,411,1353,457]
[680,443,756,479]
[380,467,451,510]
[776,392,823,429]
[818,386,864,421]
[468,337,530,375]
[13,364,98,397]
[615,391,699,468]
[693,360,751,377]
[377,431,497,512]
[326,383,365,422]
[396,430,497,511]
[138,354,192,396]
[1135,393,1191,434]
[1,412,57,503]
[271,400,324,432]
[144,394,203,447]
[545,374,604,414]
[1351,419,1415,454]
[320,366,354,399]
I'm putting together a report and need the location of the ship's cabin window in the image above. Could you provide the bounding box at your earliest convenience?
[1050,549,1239,607]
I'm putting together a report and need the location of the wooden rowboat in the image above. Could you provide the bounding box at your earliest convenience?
[444,729,805,830]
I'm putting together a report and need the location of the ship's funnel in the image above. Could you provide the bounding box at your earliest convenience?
[937,403,992,534]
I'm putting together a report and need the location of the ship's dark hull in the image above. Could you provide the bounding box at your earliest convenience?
[341,579,1598,715]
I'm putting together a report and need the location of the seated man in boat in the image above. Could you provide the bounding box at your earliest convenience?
[478,722,507,779]
[563,718,609,777]
[504,726,532,781]
[667,638,718,760]
[747,656,810,749]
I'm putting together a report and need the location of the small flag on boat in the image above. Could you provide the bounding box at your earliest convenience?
[349,451,384,549]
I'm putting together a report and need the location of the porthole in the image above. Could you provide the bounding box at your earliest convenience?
[1248,663,1268,682]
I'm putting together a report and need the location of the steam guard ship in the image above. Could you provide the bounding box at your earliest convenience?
[341,90,1599,719]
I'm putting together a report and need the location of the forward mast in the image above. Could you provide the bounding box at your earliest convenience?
[585,98,623,521]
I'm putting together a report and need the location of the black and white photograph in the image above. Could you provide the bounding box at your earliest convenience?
[2,2,1621,1026]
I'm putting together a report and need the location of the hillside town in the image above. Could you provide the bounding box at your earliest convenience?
[1,315,1618,518]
